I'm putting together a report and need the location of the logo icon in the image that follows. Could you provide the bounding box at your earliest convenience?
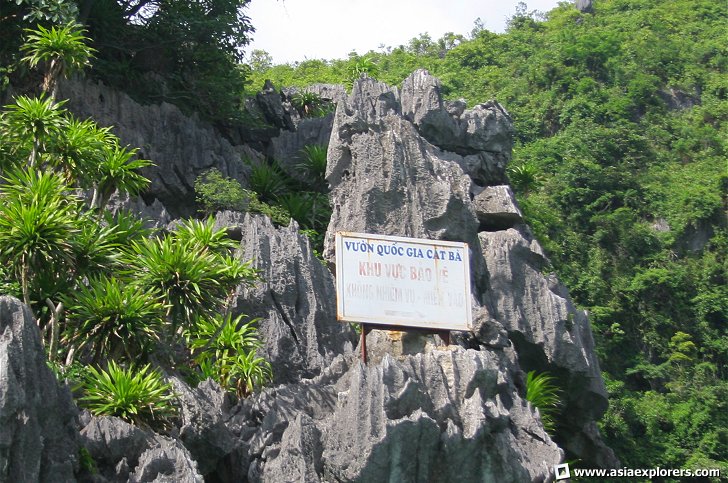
[554,463,571,480]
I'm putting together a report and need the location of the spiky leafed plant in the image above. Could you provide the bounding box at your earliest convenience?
[0,167,80,306]
[125,223,256,332]
[78,361,176,427]
[90,143,152,211]
[0,95,66,167]
[507,162,542,195]
[525,371,562,435]
[51,116,110,184]
[173,217,238,255]
[21,22,95,98]
[63,276,166,363]
[186,313,271,398]
[248,161,289,203]
[296,144,328,192]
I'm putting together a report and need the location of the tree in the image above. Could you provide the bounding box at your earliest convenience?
[21,21,95,99]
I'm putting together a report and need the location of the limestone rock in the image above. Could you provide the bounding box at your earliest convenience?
[169,377,237,477]
[473,185,524,230]
[323,75,483,276]
[0,295,79,482]
[235,349,562,482]
[268,113,335,185]
[215,211,356,384]
[575,0,594,13]
[401,70,513,170]
[479,226,618,467]
[57,79,252,217]
[80,412,204,482]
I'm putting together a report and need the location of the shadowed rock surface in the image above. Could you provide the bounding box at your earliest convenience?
[0,296,79,482]
[215,211,357,385]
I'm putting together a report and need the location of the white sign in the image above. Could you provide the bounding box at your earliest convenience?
[334,232,472,331]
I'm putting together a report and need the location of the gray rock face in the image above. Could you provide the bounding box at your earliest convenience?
[575,0,594,13]
[268,113,334,185]
[473,185,524,230]
[401,69,513,185]
[0,296,79,483]
[479,226,618,467]
[169,377,236,477]
[235,349,562,482]
[57,80,253,217]
[323,75,483,270]
[215,211,356,385]
[80,412,204,482]
[322,71,615,468]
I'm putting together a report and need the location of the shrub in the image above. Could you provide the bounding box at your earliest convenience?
[194,168,250,215]
[290,91,332,118]
[186,313,272,398]
[296,144,328,192]
[78,361,177,427]
[63,276,166,363]
[248,161,289,203]
[525,371,562,435]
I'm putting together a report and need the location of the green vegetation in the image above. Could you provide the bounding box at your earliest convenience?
[0,22,271,428]
[250,0,727,472]
[186,313,272,398]
[78,361,177,427]
[525,371,562,435]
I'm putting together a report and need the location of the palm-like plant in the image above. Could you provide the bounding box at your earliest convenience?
[21,22,95,98]
[126,229,254,331]
[63,276,166,363]
[174,217,238,255]
[91,143,152,211]
[248,161,289,203]
[277,192,330,230]
[507,162,543,195]
[525,371,562,435]
[1,95,66,166]
[296,144,328,192]
[51,116,110,184]
[0,168,80,306]
[78,361,177,427]
[186,313,271,397]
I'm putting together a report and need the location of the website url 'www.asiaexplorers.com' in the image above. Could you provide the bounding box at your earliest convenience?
[554,462,722,480]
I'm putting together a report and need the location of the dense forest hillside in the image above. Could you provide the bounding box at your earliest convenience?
[250,0,727,473]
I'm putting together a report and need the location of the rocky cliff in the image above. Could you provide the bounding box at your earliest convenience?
[0,70,617,481]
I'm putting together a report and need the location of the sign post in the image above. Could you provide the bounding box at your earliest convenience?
[334,232,472,361]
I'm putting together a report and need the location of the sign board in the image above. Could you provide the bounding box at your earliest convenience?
[334,232,472,331]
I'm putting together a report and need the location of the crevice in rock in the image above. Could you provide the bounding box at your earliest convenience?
[269,289,301,346]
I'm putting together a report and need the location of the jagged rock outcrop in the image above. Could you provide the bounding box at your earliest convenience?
[473,185,524,231]
[268,113,335,184]
[322,70,616,468]
[479,226,617,466]
[57,80,258,217]
[575,0,594,13]
[234,350,561,482]
[401,69,513,186]
[215,211,356,385]
[322,75,487,285]
[80,412,203,482]
[0,296,79,482]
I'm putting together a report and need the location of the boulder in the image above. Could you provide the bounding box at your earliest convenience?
[0,295,79,482]
[79,412,204,483]
[473,185,524,231]
[215,211,356,385]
